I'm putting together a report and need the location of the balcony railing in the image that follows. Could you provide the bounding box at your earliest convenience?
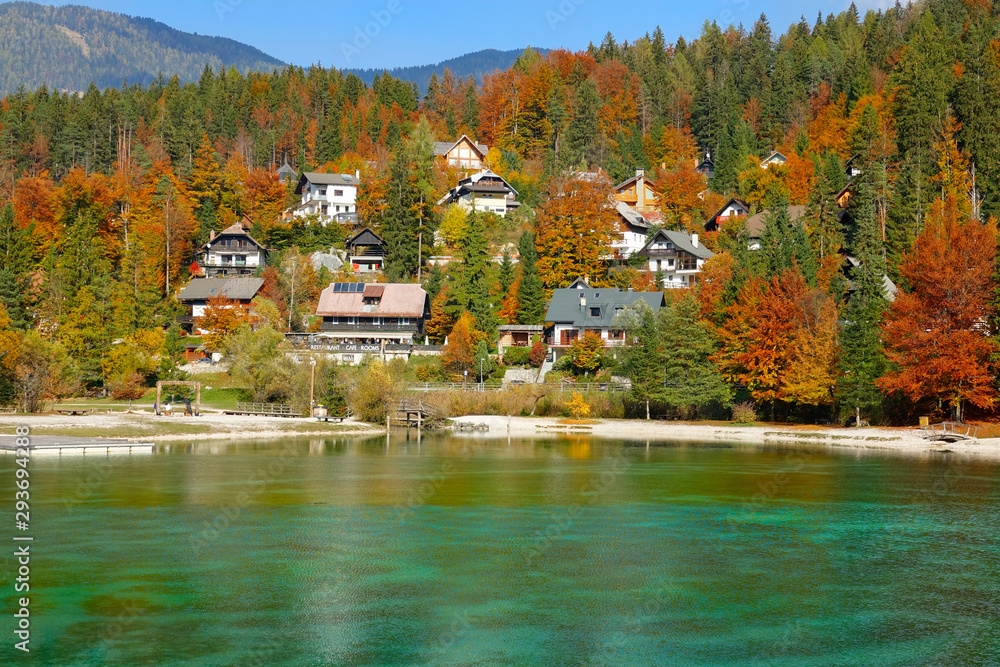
[320,323,420,333]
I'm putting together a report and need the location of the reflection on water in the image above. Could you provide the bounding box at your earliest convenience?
[3,434,1000,666]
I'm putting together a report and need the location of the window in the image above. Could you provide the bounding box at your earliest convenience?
[615,307,623,317]
[318,188,327,196]
[400,318,410,325]
[347,317,357,325]
[321,205,328,215]
[590,307,601,317]
[334,189,344,197]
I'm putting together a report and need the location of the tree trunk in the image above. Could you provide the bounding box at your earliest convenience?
[646,400,650,420]
[856,405,861,428]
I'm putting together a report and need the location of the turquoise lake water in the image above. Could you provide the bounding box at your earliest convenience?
[2,434,999,666]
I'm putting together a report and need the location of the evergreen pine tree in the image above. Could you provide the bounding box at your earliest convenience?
[837,179,888,425]
[516,231,545,325]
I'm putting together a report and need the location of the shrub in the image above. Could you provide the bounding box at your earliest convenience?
[565,391,591,418]
[349,360,403,423]
[503,346,530,366]
[528,341,547,368]
[731,402,758,423]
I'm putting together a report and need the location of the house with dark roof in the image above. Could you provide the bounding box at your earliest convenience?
[197,222,267,277]
[636,230,714,289]
[315,282,430,349]
[613,169,660,214]
[612,202,651,259]
[433,135,489,170]
[293,171,361,221]
[276,161,296,184]
[175,276,265,333]
[695,156,715,179]
[544,287,666,351]
[704,197,751,232]
[345,228,385,273]
[437,169,519,217]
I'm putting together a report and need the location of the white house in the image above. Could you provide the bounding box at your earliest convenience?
[196,221,267,278]
[703,197,751,233]
[437,169,520,217]
[760,151,788,169]
[543,287,666,354]
[293,172,361,222]
[611,202,651,260]
[636,230,714,289]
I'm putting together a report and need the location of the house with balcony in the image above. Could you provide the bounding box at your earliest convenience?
[315,282,430,349]
[613,169,660,214]
[345,228,385,273]
[293,171,361,222]
[544,287,665,356]
[612,202,651,259]
[636,230,714,289]
[175,276,264,333]
[703,197,751,233]
[437,169,519,217]
[196,222,267,277]
[433,135,489,170]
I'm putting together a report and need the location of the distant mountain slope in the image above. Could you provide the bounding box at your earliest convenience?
[0,1,285,93]
[347,48,550,93]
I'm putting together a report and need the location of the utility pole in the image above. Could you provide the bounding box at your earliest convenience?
[309,358,316,418]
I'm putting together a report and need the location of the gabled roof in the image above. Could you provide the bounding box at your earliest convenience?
[295,172,361,194]
[638,229,714,260]
[316,283,428,318]
[844,256,898,302]
[346,227,384,248]
[708,198,750,222]
[760,151,787,167]
[437,169,518,205]
[616,202,650,230]
[695,158,714,170]
[741,205,808,238]
[545,288,666,328]
[177,277,264,302]
[433,135,488,158]
[567,277,591,289]
[204,223,266,250]
[613,170,658,193]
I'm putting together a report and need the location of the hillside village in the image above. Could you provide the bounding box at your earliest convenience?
[1,0,999,426]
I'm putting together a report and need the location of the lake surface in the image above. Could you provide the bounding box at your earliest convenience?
[3,434,1000,665]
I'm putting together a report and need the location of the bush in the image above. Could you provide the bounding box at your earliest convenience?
[565,392,591,418]
[528,341,547,368]
[731,402,758,423]
[349,360,403,423]
[503,346,530,366]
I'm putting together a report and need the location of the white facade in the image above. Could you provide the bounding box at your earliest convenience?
[294,172,360,222]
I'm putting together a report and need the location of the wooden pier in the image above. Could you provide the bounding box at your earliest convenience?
[224,402,304,418]
[394,400,438,428]
[0,435,154,455]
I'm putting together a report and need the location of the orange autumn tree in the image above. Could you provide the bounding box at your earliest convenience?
[201,295,250,352]
[534,173,616,291]
[877,194,998,422]
[441,312,484,377]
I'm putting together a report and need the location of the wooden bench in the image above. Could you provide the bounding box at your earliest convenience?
[0,407,16,415]
[56,409,90,416]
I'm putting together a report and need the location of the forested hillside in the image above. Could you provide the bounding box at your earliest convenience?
[0,1,285,93]
[348,48,549,92]
[2,0,1000,424]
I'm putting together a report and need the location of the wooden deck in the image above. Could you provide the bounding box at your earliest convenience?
[223,402,304,418]
[0,435,154,454]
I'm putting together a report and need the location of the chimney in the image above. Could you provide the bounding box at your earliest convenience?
[636,169,644,179]
[209,230,216,241]
[692,233,699,248]
[355,169,361,180]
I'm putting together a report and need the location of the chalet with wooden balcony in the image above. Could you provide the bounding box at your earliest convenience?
[345,228,385,273]
[433,135,489,170]
[613,169,660,214]
[197,222,267,277]
[315,282,430,346]
[437,169,519,217]
[636,230,714,289]
[544,287,665,354]
[293,171,360,221]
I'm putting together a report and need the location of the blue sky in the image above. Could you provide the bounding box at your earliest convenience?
[48,1,875,70]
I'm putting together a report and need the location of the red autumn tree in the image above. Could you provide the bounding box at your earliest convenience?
[878,194,998,422]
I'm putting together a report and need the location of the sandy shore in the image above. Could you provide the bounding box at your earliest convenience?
[0,410,379,442]
[450,415,1000,460]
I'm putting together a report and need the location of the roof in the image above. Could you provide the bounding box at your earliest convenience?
[432,135,488,158]
[616,202,650,230]
[499,324,545,332]
[316,283,428,318]
[761,151,787,165]
[742,205,808,238]
[613,170,658,193]
[437,169,518,205]
[708,198,750,222]
[844,256,899,302]
[638,229,715,260]
[295,172,360,194]
[204,222,266,250]
[545,288,666,328]
[346,228,384,248]
[177,277,264,302]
